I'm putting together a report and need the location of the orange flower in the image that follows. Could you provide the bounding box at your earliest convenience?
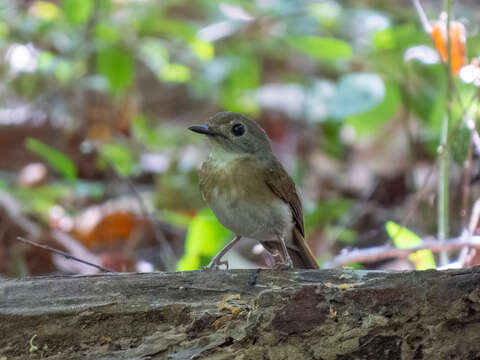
[430,19,466,75]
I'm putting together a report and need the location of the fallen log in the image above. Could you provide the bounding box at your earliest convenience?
[1,268,480,359]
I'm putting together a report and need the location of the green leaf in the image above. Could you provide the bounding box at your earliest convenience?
[15,185,71,215]
[327,226,357,245]
[345,82,400,136]
[160,63,191,83]
[386,221,422,249]
[36,52,78,83]
[0,22,8,40]
[97,0,111,12]
[308,2,341,28]
[428,89,446,133]
[138,39,191,83]
[99,144,134,176]
[373,28,395,50]
[177,209,231,271]
[138,39,168,77]
[161,210,193,228]
[190,39,214,61]
[344,262,364,270]
[451,127,471,164]
[385,221,435,270]
[62,0,93,24]
[408,64,444,126]
[221,56,260,114]
[137,17,195,41]
[30,1,61,21]
[373,24,425,52]
[97,46,134,93]
[329,73,386,119]
[304,198,352,230]
[132,115,162,148]
[176,253,201,272]
[408,249,436,271]
[288,36,352,61]
[95,23,119,42]
[25,138,77,180]
[226,56,259,90]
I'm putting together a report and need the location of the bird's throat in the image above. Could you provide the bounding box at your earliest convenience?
[207,148,249,170]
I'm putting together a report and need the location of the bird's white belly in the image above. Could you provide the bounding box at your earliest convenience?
[208,186,292,240]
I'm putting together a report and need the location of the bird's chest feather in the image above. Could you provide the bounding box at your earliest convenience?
[199,153,291,239]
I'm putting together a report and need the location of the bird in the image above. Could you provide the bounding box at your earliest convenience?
[188,112,319,269]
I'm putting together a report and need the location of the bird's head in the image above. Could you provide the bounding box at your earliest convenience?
[189,112,272,155]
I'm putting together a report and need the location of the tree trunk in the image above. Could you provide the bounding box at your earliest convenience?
[1,268,480,359]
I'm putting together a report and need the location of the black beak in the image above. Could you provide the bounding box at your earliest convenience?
[188,125,217,136]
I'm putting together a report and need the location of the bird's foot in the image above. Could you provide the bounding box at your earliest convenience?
[273,260,293,271]
[203,259,229,271]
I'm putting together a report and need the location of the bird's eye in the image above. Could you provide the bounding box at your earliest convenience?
[231,123,245,137]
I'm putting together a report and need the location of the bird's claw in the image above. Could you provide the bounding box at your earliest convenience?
[273,261,293,271]
[203,259,229,271]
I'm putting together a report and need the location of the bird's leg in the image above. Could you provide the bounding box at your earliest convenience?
[276,234,294,269]
[205,235,242,270]
[262,245,283,267]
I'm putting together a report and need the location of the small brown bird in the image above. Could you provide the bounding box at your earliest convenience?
[189,112,318,269]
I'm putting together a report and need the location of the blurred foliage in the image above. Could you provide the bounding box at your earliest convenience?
[14,184,71,215]
[1,0,480,272]
[177,208,231,271]
[386,221,436,270]
[98,143,136,176]
[25,138,77,180]
[304,198,351,230]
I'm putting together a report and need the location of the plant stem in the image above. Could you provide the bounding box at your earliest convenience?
[438,0,453,266]
[438,117,449,266]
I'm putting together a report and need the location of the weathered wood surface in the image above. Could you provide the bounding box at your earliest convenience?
[1,268,480,359]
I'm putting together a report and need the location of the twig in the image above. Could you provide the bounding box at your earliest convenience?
[461,127,474,227]
[16,236,116,273]
[468,199,480,235]
[0,190,111,273]
[51,229,106,270]
[0,191,42,239]
[121,176,177,271]
[411,0,432,33]
[324,236,480,268]
[401,163,436,230]
[100,155,177,271]
[461,106,478,228]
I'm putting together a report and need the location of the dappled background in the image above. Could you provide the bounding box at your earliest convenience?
[1,0,480,275]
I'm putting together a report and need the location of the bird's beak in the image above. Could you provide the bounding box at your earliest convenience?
[188,125,217,136]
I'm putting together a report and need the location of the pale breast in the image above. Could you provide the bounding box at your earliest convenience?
[199,154,293,240]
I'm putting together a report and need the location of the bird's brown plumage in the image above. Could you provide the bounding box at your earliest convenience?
[190,111,319,269]
[263,160,319,269]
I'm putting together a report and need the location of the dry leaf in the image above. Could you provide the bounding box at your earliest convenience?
[71,198,142,249]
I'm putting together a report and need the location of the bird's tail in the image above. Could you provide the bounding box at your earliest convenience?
[262,228,319,269]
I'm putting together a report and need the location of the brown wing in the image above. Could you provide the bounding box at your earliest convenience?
[265,160,319,269]
[265,161,304,236]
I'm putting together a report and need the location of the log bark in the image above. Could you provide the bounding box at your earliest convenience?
[1,268,480,359]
